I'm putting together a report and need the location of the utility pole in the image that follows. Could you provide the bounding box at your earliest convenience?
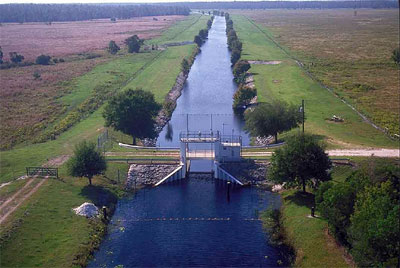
[301,100,305,133]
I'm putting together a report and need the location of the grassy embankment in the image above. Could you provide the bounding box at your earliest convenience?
[0,14,208,267]
[238,9,399,137]
[0,14,207,184]
[231,13,397,267]
[232,14,397,149]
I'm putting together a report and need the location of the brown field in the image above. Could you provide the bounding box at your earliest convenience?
[0,57,109,149]
[0,15,184,61]
[234,9,399,136]
[0,15,184,149]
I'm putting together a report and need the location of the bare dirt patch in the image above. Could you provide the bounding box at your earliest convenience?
[42,155,70,168]
[0,16,184,61]
[248,60,282,65]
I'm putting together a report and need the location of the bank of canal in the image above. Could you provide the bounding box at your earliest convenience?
[157,15,250,147]
[89,16,286,267]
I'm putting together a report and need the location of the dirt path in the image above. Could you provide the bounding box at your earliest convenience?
[0,179,46,224]
[0,179,35,210]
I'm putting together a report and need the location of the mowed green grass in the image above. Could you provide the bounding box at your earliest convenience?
[0,162,130,268]
[0,15,204,184]
[280,190,350,267]
[232,15,396,148]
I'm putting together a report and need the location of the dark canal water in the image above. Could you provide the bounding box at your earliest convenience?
[89,177,286,267]
[89,16,286,267]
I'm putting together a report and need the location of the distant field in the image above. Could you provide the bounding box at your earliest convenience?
[233,9,399,137]
[0,15,203,150]
[0,16,184,61]
[231,14,397,148]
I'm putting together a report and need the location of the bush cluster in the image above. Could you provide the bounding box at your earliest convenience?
[316,159,399,267]
[225,13,242,66]
[225,13,255,111]
[194,16,214,47]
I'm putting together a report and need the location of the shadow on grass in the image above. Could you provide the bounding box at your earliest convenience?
[284,191,315,208]
[80,185,118,207]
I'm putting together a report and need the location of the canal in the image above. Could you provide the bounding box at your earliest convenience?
[89,16,286,267]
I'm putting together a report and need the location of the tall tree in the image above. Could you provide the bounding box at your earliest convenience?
[0,46,3,64]
[194,35,202,47]
[125,35,143,53]
[67,141,106,185]
[349,181,400,267]
[245,100,302,143]
[103,89,160,145]
[269,133,332,193]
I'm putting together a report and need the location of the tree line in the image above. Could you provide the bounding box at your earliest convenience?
[316,159,399,267]
[193,16,214,47]
[0,4,190,23]
[167,1,398,10]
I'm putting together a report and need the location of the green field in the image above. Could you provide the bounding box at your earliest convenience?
[232,15,397,149]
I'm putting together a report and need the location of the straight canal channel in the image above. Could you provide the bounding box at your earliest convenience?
[89,16,288,267]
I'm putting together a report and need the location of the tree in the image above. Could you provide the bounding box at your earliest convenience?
[0,46,3,64]
[207,19,212,29]
[194,35,202,47]
[245,100,302,143]
[103,88,161,145]
[349,181,400,266]
[199,29,208,40]
[9,52,24,63]
[233,85,256,109]
[108,40,120,55]
[317,182,356,245]
[67,141,106,185]
[233,60,250,80]
[125,35,143,53]
[181,58,190,75]
[230,48,241,65]
[392,47,400,65]
[269,133,332,193]
[35,54,51,65]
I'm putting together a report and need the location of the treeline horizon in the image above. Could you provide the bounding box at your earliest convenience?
[0,4,190,23]
[165,1,398,9]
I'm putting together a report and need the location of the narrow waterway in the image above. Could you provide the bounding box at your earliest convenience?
[89,16,286,267]
[89,177,286,267]
[157,15,250,148]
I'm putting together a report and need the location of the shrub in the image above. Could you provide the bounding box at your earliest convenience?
[36,54,52,65]
[233,60,250,80]
[9,52,24,63]
[125,35,143,53]
[233,85,256,109]
[33,70,41,80]
[108,40,120,55]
